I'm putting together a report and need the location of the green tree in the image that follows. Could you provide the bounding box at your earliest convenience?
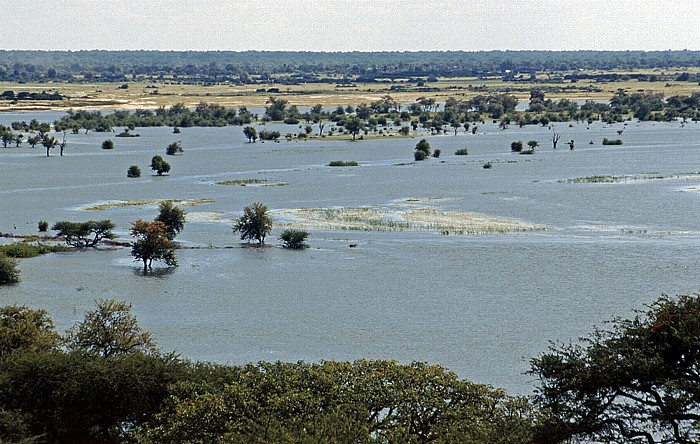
[344,116,364,140]
[531,293,700,444]
[279,229,309,249]
[130,220,177,271]
[165,141,183,155]
[65,299,156,357]
[101,139,114,150]
[233,202,273,244]
[150,155,171,175]
[127,165,141,178]
[155,201,186,240]
[0,254,20,285]
[243,126,258,142]
[527,140,539,150]
[0,306,59,357]
[511,140,524,152]
[51,220,116,248]
[40,133,57,157]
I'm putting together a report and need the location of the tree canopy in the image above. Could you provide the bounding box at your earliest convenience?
[130,220,177,271]
[154,201,186,240]
[233,202,273,244]
[51,220,116,248]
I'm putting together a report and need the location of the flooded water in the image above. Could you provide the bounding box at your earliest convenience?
[1,113,699,394]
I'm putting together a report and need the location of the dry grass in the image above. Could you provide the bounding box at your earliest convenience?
[81,198,213,211]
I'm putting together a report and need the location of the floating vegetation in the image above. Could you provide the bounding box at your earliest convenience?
[276,204,549,235]
[215,179,288,187]
[328,161,359,167]
[82,198,214,211]
[559,172,700,184]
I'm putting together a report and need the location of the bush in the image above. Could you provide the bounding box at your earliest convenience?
[511,141,523,152]
[328,161,358,167]
[127,165,141,178]
[454,148,469,155]
[602,138,623,145]
[279,229,309,249]
[0,254,19,284]
[150,156,170,176]
[414,150,427,161]
[415,139,431,156]
[432,149,441,158]
[165,141,183,155]
[0,243,67,258]
[101,139,114,150]
[38,220,49,232]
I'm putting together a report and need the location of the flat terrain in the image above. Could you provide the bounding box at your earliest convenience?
[2,68,700,112]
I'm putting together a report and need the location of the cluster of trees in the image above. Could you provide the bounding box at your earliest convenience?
[2,292,700,443]
[0,90,63,101]
[2,50,700,84]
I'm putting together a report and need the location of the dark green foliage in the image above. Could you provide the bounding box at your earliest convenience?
[455,148,469,155]
[0,306,59,357]
[233,202,273,244]
[433,149,441,158]
[243,126,257,142]
[531,293,700,444]
[328,160,358,167]
[51,220,116,248]
[127,165,141,178]
[511,141,523,152]
[155,201,186,240]
[415,138,431,156]
[259,129,280,141]
[414,150,427,161]
[483,162,493,169]
[0,254,19,285]
[279,229,309,249]
[165,141,183,155]
[130,220,178,271]
[602,138,623,145]
[150,155,170,175]
[101,139,114,150]
[344,115,364,140]
[37,220,48,232]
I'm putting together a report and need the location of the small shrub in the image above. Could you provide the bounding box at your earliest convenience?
[483,162,493,169]
[166,141,183,155]
[328,161,359,167]
[432,149,441,158]
[415,139,431,156]
[455,148,469,155]
[414,150,427,161]
[101,139,114,150]
[511,141,523,152]
[0,253,20,284]
[280,229,309,249]
[602,138,623,145]
[38,220,49,232]
[127,165,141,178]
[0,243,67,258]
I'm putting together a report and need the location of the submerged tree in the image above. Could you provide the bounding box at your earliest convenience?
[0,254,20,285]
[130,220,177,272]
[52,220,116,248]
[279,229,309,249]
[165,141,183,155]
[233,202,273,244]
[155,201,186,240]
[150,155,171,175]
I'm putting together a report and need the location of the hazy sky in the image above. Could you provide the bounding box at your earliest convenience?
[1,0,698,52]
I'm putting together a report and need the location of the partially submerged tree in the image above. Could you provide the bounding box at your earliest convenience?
[130,220,177,272]
[127,165,141,178]
[65,299,156,358]
[243,126,258,142]
[51,220,116,248]
[150,155,171,175]
[233,202,273,244]
[0,254,20,285]
[101,139,114,150]
[279,229,309,249]
[155,201,186,240]
[531,293,700,444]
[165,141,183,155]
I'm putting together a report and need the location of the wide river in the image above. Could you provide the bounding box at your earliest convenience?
[1,112,699,394]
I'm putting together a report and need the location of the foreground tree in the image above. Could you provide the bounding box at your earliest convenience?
[0,306,59,356]
[65,299,156,357]
[531,293,700,444]
[155,201,186,240]
[233,202,273,244]
[130,220,177,271]
[51,220,116,248]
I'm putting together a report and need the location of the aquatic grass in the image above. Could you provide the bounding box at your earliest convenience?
[83,198,214,211]
[0,243,68,258]
[328,161,359,167]
[216,179,268,186]
[559,172,700,184]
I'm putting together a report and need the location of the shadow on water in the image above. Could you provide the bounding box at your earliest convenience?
[131,266,177,278]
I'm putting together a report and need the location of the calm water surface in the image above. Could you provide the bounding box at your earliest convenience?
[1,114,699,394]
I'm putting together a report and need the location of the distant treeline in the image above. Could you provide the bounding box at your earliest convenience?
[1,50,700,84]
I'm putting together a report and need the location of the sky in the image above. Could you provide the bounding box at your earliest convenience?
[1,0,699,52]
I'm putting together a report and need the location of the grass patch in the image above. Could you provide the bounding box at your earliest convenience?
[328,161,359,167]
[559,172,699,184]
[216,179,268,186]
[602,138,623,145]
[0,243,68,258]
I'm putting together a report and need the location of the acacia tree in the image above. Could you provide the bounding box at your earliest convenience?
[155,201,186,240]
[130,220,177,272]
[52,220,116,248]
[531,293,700,444]
[65,299,156,357]
[0,305,59,356]
[233,202,273,244]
